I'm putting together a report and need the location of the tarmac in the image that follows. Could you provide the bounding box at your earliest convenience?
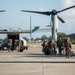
[0,43,75,75]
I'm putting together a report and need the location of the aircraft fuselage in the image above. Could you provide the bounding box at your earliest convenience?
[51,14,58,41]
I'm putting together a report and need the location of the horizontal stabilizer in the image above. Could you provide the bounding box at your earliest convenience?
[32,26,51,33]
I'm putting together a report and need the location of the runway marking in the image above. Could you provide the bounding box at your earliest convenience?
[0,61,75,63]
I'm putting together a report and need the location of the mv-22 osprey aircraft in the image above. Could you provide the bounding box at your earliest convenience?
[21,5,75,41]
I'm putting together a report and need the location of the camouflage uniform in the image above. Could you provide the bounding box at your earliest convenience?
[8,39,12,52]
[14,40,19,51]
[57,38,64,55]
[64,38,72,58]
[42,40,48,52]
[48,39,56,55]
[18,40,24,52]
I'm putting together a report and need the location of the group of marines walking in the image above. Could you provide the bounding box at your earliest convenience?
[8,39,24,52]
[7,37,73,58]
[42,37,73,58]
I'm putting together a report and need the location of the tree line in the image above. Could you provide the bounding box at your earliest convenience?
[0,32,75,44]
[23,32,75,44]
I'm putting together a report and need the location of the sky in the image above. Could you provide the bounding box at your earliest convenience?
[0,0,75,39]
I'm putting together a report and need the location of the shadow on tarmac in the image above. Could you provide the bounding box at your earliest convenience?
[25,53,75,58]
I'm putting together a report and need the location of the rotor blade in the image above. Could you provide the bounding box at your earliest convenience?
[21,10,51,16]
[0,10,5,12]
[57,15,65,23]
[57,5,75,13]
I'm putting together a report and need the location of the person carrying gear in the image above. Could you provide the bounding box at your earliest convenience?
[64,37,72,58]
[18,40,24,52]
[14,40,19,51]
[8,39,12,52]
[48,39,56,55]
[42,40,48,52]
[57,37,64,55]
[42,40,46,47]
[42,40,50,55]
[44,40,48,47]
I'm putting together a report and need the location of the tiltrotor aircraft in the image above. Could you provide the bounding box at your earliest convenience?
[21,5,75,41]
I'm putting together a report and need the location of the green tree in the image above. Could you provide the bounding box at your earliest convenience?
[57,32,67,37]
[31,37,34,41]
[41,35,48,41]
[68,33,75,40]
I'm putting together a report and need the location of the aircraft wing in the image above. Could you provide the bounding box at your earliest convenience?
[0,28,31,34]
[32,26,51,33]
[0,26,51,34]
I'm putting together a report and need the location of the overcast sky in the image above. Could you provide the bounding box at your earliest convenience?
[0,0,75,39]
